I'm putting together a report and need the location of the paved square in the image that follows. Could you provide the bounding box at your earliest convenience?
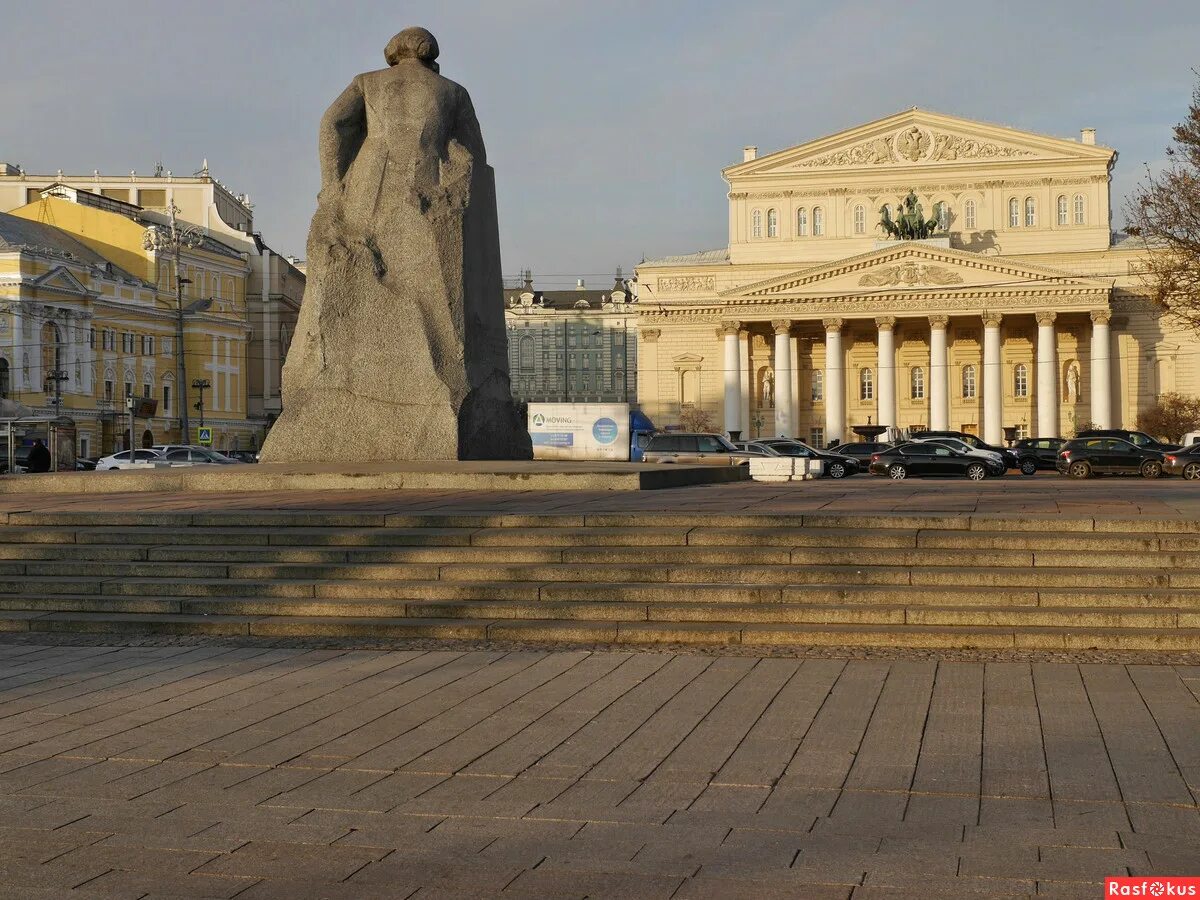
[0,642,1196,898]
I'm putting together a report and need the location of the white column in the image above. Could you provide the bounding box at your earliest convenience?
[1036,311,1058,437]
[772,319,793,437]
[1090,310,1112,429]
[738,329,751,438]
[10,306,23,394]
[928,315,949,431]
[982,313,1003,445]
[719,322,741,437]
[823,318,845,444]
[875,316,896,428]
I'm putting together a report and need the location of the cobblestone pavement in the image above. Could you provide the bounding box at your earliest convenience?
[0,472,1198,520]
[0,641,1196,898]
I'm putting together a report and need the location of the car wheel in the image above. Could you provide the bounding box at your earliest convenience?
[1068,461,1091,479]
[966,463,988,481]
[1184,462,1200,481]
[1019,458,1038,476]
[1140,460,1163,479]
[887,464,907,481]
[828,462,847,479]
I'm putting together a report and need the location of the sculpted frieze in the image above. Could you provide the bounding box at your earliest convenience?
[658,275,716,292]
[858,263,965,288]
[793,128,1035,169]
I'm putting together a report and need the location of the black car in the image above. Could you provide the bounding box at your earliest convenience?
[827,441,893,464]
[1163,444,1200,480]
[1011,437,1066,475]
[1075,429,1180,453]
[1056,438,1166,478]
[867,443,992,481]
[914,430,1018,468]
[755,439,860,479]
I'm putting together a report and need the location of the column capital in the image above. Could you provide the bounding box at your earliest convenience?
[716,322,740,338]
[639,328,661,343]
[928,315,949,329]
[1035,311,1058,327]
[822,317,844,332]
[1089,310,1112,325]
[874,316,896,330]
[771,319,793,335]
[982,312,1003,328]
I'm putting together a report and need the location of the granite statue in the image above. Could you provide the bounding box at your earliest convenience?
[260,27,531,462]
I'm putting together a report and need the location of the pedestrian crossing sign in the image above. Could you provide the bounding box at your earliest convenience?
[197,427,213,446]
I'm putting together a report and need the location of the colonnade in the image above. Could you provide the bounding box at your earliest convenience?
[719,310,1114,445]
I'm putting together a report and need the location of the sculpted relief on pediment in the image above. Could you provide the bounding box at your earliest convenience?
[858,262,964,288]
[794,126,1036,169]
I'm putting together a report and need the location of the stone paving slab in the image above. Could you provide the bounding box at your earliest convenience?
[0,641,1196,897]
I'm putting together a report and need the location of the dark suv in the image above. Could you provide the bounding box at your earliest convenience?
[1056,437,1166,479]
[1011,437,1066,475]
[915,430,1018,469]
[1075,429,1180,452]
[827,441,893,463]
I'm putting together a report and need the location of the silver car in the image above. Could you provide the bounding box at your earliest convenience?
[642,433,756,465]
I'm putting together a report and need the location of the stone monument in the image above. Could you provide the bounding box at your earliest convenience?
[260,27,531,462]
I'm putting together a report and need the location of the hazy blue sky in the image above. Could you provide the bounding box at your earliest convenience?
[4,1,1199,287]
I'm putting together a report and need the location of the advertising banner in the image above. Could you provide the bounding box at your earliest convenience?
[527,403,630,461]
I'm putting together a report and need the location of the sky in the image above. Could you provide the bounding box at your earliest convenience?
[4,0,1199,289]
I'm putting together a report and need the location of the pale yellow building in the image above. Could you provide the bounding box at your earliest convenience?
[635,108,1194,446]
[0,162,302,427]
[0,187,258,455]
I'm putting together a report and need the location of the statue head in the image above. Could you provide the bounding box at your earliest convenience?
[385,27,440,70]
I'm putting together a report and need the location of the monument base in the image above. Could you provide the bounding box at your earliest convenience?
[1,461,749,494]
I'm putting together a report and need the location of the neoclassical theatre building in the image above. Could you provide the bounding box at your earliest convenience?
[634,108,1198,446]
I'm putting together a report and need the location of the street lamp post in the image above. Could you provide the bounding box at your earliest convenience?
[143,202,203,443]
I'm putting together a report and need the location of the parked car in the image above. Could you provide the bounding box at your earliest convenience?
[95,449,164,470]
[642,433,755,466]
[75,457,98,471]
[868,443,992,481]
[1010,437,1066,475]
[1163,444,1200,480]
[754,439,860,479]
[731,441,781,457]
[913,430,1018,468]
[911,436,1006,475]
[161,447,242,466]
[1075,429,1180,453]
[1056,438,1166,479]
[219,450,259,464]
[1182,431,1200,447]
[827,441,893,463]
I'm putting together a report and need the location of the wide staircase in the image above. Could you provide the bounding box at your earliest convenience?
[0,510,1197,650]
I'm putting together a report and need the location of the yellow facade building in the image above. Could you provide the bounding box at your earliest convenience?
[0,186,257,455]
[635,108,1197,446]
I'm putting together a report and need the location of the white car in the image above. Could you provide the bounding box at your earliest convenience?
[912,436,1006,471]
[159,447,240,466]
[95,449,164,470]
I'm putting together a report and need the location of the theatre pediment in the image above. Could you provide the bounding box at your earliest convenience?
[725,108,1114,177]
[722,243,1108,300]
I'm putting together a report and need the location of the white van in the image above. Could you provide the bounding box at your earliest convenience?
[1182,431,1200,447]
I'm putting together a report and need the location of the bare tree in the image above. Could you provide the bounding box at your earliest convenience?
[678,406,716,433]
[1126,75,1200,333]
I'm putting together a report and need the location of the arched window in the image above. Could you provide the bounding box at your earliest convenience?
[859,367,874,401]
[811,369,823,402]
[935,202,949,232]
[911,366,925,400]
[766,208,778,238]
[812,206,824,236]
[853,205,865,235]
[796,207,808,236]
[1057,195,1068,226]
[962,364,977,399]
[964,199,977,230]
[1073,194,1085,225]
[518,335,534,372]
[1024,197,1036,227]
[1008,198,1019,228]
[1014,363,1029,398]
[751,209,762,238]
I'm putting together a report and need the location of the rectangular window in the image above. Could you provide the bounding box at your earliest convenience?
[123,381,133,399]
[163,385,171,413]
[143,383,151,399]
[88,328,96,349]
[104,380,113,400]
[141,336,154,356]
[811,371,824,402]
[121,333,133,354]
[79,437,89,459]
[810,427,824,448]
